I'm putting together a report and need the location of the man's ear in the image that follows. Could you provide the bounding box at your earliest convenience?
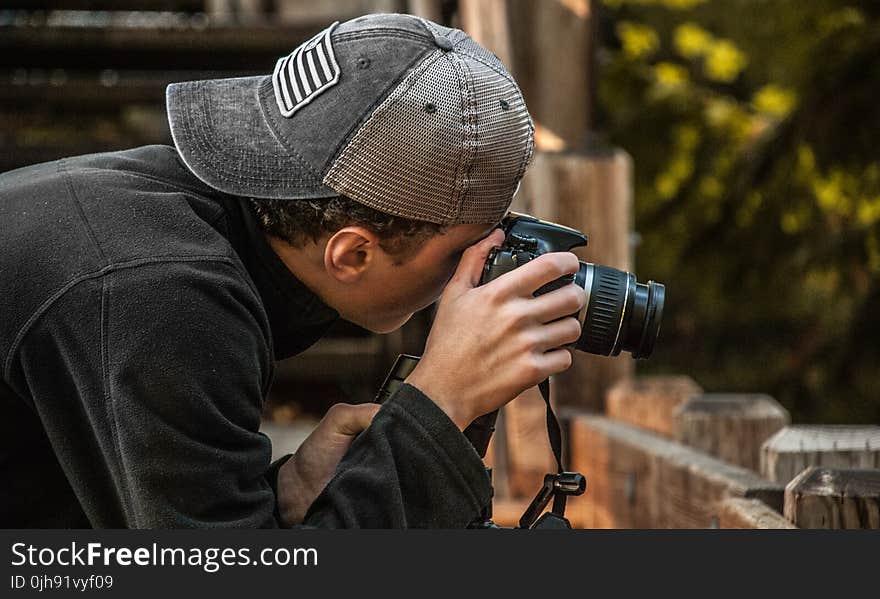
[323,226,381,283]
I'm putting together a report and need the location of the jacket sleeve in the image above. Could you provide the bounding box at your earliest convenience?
[303,383,493,528]
[13,258,491,528]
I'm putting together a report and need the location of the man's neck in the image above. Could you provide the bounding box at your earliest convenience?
[265,233,336,309]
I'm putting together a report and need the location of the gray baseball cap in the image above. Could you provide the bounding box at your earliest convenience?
[166,13,534,225]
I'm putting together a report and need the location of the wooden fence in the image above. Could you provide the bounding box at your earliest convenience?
[492,376,880,529]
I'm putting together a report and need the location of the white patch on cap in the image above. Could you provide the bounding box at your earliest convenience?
[272,21,340,118]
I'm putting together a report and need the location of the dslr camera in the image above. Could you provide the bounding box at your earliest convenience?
[480,212,665,359]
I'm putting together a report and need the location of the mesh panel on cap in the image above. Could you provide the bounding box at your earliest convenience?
[324,29,534,225]
[458,55,534,223]
[448,35,512,84]
[324,50,470,224]
[417,18,513,85]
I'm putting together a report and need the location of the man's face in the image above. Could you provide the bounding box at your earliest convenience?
[339,223,498,333]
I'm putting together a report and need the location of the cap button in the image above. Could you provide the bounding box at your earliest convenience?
[434,35,454,52]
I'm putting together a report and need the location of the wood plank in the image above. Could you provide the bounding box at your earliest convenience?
[0,70,250,107]
[718,497,796,529]
[0,23,321,70]
[606,376,702,437]
[0,2,204,12]
[565,412,784,528]
[672,394,789,472]
[276,0,400,25]
[761,425,880,484]
[784,467,880,529]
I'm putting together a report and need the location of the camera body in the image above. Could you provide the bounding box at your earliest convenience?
[481,212,587,297]
[480,212,665,359]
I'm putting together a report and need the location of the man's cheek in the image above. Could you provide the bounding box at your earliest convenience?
[444,253,464,282]
[420,274,451,308]
[439,263,459,291]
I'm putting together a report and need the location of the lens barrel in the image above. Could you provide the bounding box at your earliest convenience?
[574,263,665,359]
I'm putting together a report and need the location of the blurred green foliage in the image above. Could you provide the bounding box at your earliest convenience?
[595,0,880,423]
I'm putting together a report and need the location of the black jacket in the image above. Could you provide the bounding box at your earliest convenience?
[0,145,491,528]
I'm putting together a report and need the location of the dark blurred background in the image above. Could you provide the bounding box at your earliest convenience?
[2,0,878,426]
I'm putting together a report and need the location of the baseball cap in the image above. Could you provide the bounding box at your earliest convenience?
[166,13,534,226]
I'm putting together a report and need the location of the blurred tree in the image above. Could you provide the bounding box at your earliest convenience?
[594,0,880,423]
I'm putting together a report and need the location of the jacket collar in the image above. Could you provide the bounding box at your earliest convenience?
[222,197,340,359]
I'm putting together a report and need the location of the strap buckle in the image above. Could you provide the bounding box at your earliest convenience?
[518,472,586,529]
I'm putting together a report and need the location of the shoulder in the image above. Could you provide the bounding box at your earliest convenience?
[61,147,234,265]
[6,256,270,383]
[100,258,274,402]
[0,148,251,372]
[105,257,268,341]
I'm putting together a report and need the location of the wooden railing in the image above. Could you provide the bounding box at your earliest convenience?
[493,376,880,529]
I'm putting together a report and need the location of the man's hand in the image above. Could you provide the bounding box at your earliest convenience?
[406,229,586,431]
[276,402,380,526]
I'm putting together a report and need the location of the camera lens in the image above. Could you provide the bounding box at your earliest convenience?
[573,263,665,359]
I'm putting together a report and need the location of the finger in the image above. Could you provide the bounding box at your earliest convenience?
[529,283,587,324]
[446,228,505,292]
[533,317,582,351]
[325,403,381,436]
[493,252,580,298]
[536,347,574,378]
[534,317,582,352]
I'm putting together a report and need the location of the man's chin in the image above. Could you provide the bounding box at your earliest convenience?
[366,312,414,334]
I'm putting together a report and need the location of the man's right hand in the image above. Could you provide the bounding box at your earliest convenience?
[405,229,586,431]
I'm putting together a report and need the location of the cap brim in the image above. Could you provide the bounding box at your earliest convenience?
[167,76,337,200]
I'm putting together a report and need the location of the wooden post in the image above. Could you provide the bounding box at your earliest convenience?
[516,151,635,411]
[718,497,796,529]
[457,0,514,67]
[761,425,880,484]
[459,0,593,148]
[517,151,632,275]
[407,0,445,24]
[784,467,880,529]
[605,376,702,437]
[672,394,789,472]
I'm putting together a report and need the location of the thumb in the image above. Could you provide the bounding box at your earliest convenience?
[447,228,505,292]
[324,402,381,437]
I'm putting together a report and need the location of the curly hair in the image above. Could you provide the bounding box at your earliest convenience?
[249,196,447,261]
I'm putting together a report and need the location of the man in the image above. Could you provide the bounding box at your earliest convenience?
[0,13,584,528]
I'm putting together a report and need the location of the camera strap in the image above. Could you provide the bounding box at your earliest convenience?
[517,378,587,529]
[538,378,564,475]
